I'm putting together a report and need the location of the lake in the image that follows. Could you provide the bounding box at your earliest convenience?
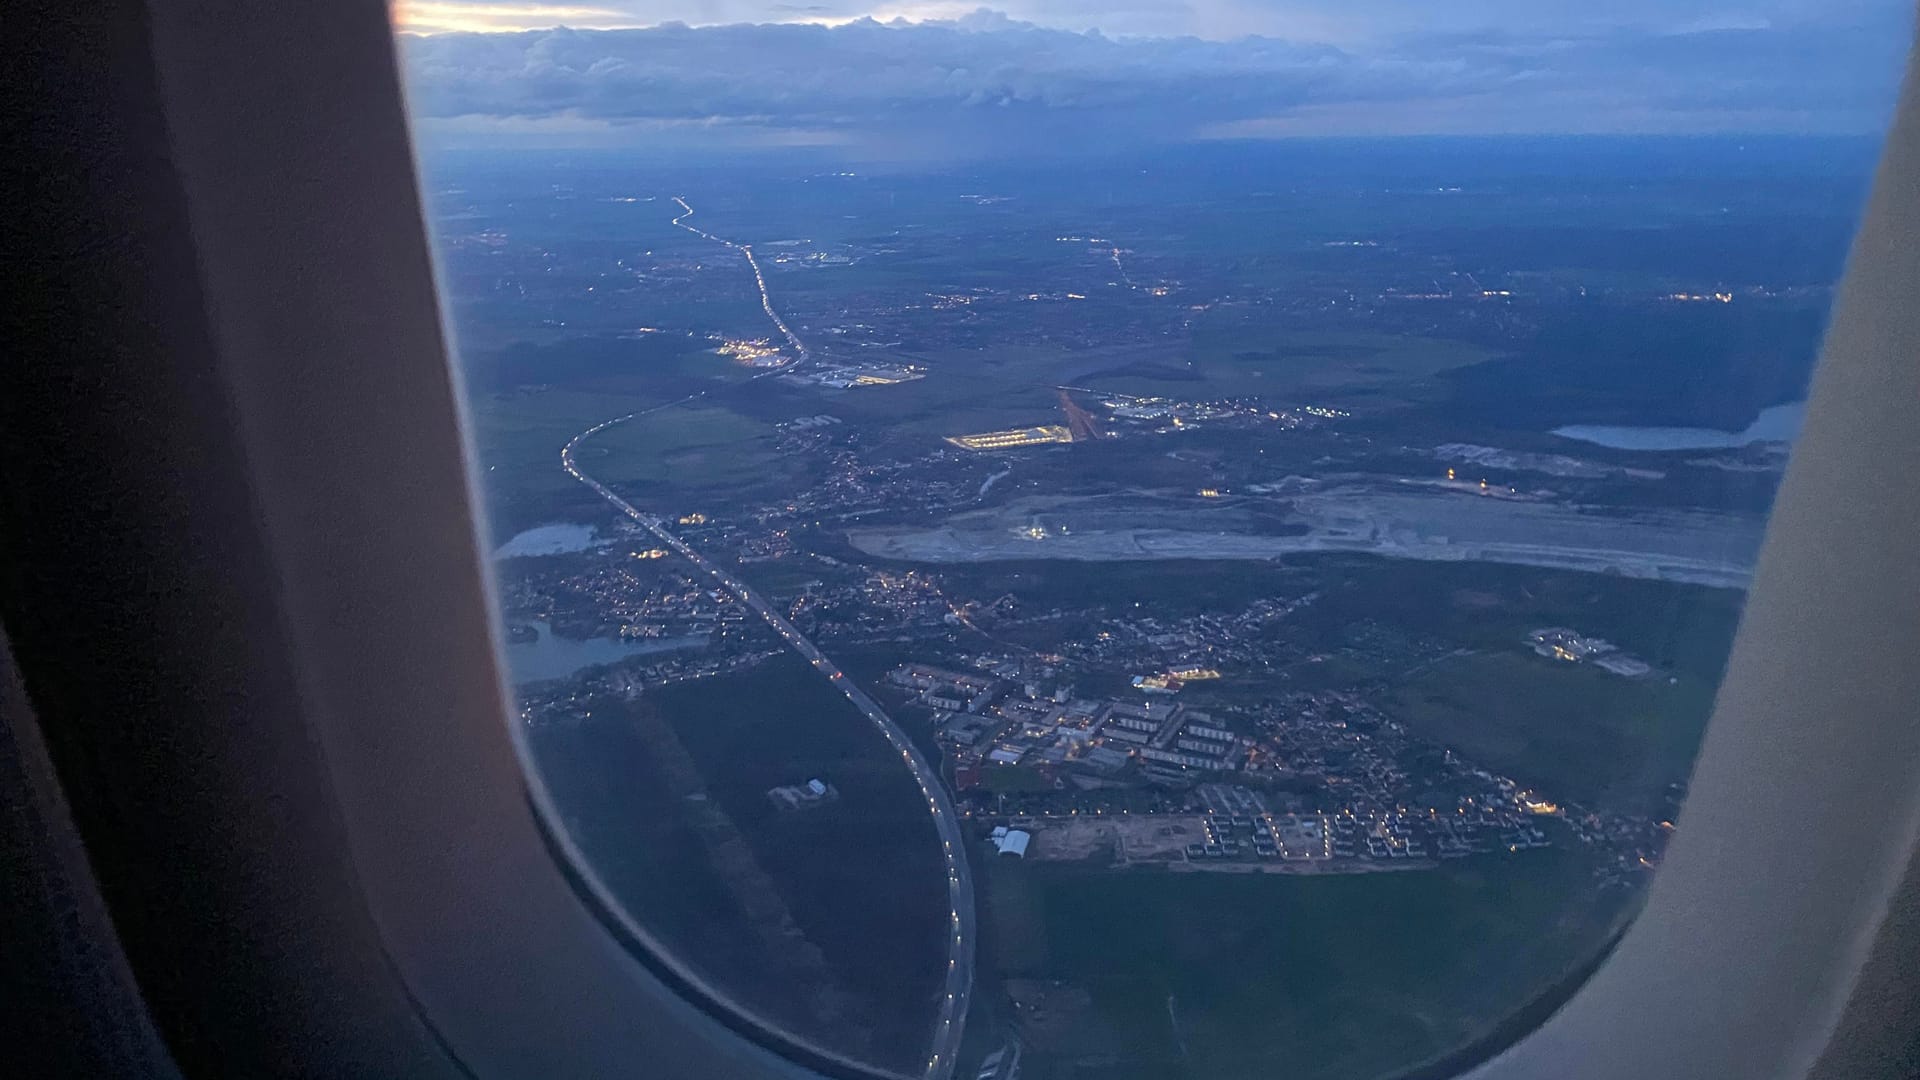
[495,522,608,558]
[504,621,705,684]
[1551,401,1805,451]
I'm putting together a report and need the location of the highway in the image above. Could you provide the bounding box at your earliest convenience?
[562,413,975,1080]
[671,195,811,362]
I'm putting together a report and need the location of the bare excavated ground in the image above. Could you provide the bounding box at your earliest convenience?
[1026,815,1201,864]
[849,487,1762,588]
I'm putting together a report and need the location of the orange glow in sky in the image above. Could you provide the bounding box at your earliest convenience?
[392,2,645,34]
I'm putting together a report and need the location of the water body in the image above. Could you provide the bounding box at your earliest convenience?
[504,621,705,684]
[495,522,608,558]
[1552,401,1805,451]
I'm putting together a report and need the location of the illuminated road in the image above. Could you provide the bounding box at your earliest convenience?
[562,415,974,1080]
[671,195,811,362]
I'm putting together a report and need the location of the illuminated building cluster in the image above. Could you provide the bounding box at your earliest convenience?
[716,337,784,365]
[945,425,1075,451]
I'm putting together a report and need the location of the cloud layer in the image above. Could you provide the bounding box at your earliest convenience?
[399,5,1911,155]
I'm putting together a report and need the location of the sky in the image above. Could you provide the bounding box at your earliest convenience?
[395,1,1914,157]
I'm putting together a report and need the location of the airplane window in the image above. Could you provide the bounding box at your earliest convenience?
[392,4,1907,1077]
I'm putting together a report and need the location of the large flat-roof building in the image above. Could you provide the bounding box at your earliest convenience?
[945,425,1074,451]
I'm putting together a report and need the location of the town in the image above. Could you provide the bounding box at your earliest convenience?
[880,657,1666,886]
[493,488,1681,894]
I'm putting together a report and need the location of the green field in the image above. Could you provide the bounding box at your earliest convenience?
[1291,554,1747,673]
[922,553,1742,675]
[1082,326,1495,405]
[470,382,818,537]
[980,764,1058,794]
[589,403,776,483]
[463,333,772,536]
[927,557,1318,617]
[529,655,950,1073]
[468,387,663,537]
[471,388,652,484]
[1386,652,1714,814]
[974,852,1630,1080]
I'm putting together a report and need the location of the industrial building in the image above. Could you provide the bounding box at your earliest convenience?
[944,425,1075,451]
[989,826,1031,857]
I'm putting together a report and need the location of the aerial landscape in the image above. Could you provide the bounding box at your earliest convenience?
[409,133,1870,1079]
[392,4,1902,1076]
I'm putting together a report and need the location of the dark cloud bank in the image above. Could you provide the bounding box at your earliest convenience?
[401,6,1909,157]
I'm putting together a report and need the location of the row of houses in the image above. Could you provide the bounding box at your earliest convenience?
[890,665,1250,787]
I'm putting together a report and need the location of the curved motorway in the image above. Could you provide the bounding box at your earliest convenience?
[560,202,974,1076]
[671,195,810,363]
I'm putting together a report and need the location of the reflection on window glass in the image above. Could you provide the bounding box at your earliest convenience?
[397,3,1905,1077]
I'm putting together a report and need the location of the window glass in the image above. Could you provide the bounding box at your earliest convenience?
[396,5,1907,1077]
